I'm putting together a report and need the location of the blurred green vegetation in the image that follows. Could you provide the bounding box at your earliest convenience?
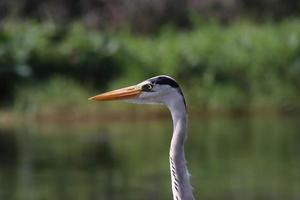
[1,19,300,115]
[14,77,95,116]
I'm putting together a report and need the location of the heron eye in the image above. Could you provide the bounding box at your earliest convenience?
[147,84,153,90]
[143,83,154,91]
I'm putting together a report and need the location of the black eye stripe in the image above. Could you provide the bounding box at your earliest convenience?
[147,75,186,107]
[150,76,179,88]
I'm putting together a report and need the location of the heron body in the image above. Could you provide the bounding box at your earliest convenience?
[89,75,195,200]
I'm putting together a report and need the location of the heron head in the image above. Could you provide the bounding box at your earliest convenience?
[89,75,186,108]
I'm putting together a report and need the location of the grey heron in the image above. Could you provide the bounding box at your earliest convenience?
[89,75,195,200]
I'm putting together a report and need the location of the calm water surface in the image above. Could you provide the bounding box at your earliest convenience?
[0,117,299,200]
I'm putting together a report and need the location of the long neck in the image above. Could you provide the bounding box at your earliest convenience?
[168,103,194,200]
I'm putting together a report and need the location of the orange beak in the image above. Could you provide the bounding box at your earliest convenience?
[89,85,142,101]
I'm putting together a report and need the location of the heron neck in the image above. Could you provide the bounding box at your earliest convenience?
[169,105,194,200]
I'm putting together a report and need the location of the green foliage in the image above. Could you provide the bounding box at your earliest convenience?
[115,20,300,112]
[14,77,95,115]
[1,19,300,113]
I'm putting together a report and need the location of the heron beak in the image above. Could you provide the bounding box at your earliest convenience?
[89,85,142,101]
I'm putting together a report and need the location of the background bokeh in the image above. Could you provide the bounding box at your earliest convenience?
[0,0,300,115]
[0,1,300,200]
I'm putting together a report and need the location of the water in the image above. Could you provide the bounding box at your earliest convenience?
[0,117,299,200]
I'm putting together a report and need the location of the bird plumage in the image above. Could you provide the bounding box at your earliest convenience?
[89,75,194,200]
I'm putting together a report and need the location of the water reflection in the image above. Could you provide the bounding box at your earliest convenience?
[0,117,299,200]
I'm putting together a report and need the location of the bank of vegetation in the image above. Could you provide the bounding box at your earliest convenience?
[1,19,300,120]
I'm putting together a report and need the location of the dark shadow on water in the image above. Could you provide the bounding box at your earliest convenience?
[0,128,18,200]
